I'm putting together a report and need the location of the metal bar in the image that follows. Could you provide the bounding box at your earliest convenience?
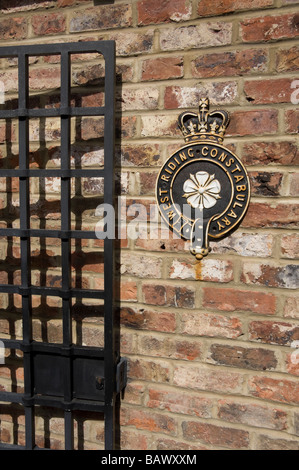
[0,228,103,240]
[18,53,35,451]
[0,107,105,119]
[0,169,104,177]
[103,42,117,451]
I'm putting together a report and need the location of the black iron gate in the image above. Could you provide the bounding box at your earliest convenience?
[0,41,126,450]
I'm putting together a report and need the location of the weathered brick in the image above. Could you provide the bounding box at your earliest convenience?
[29,67,61,91]
[157,438,206,450]
[120,307,176,333]
[241,141,298,166]
[289,172,299,197]
[276,45,299,72]
[244,78,295,104]
[197,0,273,17]
[218,400,287,430]
[285,109,299,134]
[191,48,268,77]
[138,0,192,25]
[286,351,299,376]
[31,12,66,36]
[249,376,299,404]
[128,358,171,383]
[142,283,195,309]
[0,16,27,40]
[242,202,299,229]
[118,144,161,167]
[122,382,145,405]
[121,428,150,450]
[173,365,243,393]
[141,56,183,81]
[160,22,232,51]
[242,262,299,289]
[211,232,273,257]
[0,0,54,13]
[180,312,243,339]
[281,233,299,259]
[120,252,162,278]
[118,87,159,112]
[70,4,132,32]
[169,258,233,283]
[164,82,237,109]
[227,109,278,136]
[109,30,154,56]
[240,13,299,43]
[182,421,249,449]
[138,334,202,361]
[141,114,180,138]
[256,435,299,450]
[249,171,283,196]
[121,406,176,435]
[209,344,277,370]
[203,286,276,315]
[147,386,212,417]
[249,320,299,346]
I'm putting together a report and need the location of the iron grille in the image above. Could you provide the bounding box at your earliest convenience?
[0,41,125,450]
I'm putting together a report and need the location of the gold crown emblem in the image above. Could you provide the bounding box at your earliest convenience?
[178,97,230,144]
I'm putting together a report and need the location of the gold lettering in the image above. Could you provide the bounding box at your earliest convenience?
[160,196,169,204]
[222,217,231,226]
[179,151,187,161]
[227,209,237,218]
[174,156,180,165]
[159,189,168,195]
[233,201,243,208]
[231,164,241,173]
[161,175,170,182]
[218,152,227,162]
[188,148,194,158]
[236,194,245,201]
[168,162,176,170]
[165,168,172,175]
[237,185,246,192]
[217,221,225,231]
[226,157,235,167]
[167,210,176,220]
[210,148,218,158]
[202,146,209,156]
[234,174,244,183]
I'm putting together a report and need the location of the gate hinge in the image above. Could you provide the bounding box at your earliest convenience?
[116,357,127,394]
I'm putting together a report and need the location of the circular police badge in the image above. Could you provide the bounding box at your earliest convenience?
[156,98,250,259]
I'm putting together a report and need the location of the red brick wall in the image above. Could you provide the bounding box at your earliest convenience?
[0,0,298,450]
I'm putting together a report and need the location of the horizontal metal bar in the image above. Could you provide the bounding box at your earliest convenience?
[0,284,105,299]
[20,341,104,358]
[0,169,105,178]
[0,443,27,450]
[0,107,105,119]
[0,228,102,239]
[23,395,105,412]
[0,338,23,350]
[0,391,24,404]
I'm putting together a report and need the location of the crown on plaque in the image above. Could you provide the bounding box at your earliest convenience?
[178,97,230,144]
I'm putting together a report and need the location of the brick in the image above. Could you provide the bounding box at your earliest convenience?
[289,173,299,197]
[160,22,232,51]
[191,48,268,77]
[244,78,295,104]
[164,82,237,109]
[128,358,171,383]
[120,307,176,332]
[180,312,243,339]
[141,114,180,138]
[173,365,243,393]
[147,386,212,417]
[142,283,195,308]
[118,87,159,112]
[249,320,299,346]
[121,428,150,450]
[0,16,27,40]
[121,407,176,435]
[281,233,299,259]
[285,109,299,134]
[240,13,299,43]
[122,382,145,405]
[157,438,206,450]
[142,57,183,81]
[0,0,54,13]
[72,64,105,86]
[31,12,66,36]
[276,45,299,72]
[227,109,278,136]
[182,421,249,449]
[120,252,162,278]
[284,296,299,319]
[135,232,187,253]
[138,0,192,25]
[29,67,61,91]
[256,435,299,450]
[138,335,202,361]
[109,30,154,56]
[118,144,161,167]
[249,171,283,197]
[242,202,299,229]
[197,0,273,17]
[209,344,277,370]
[169,258,233,283]
[241,141,298,166]
[218,400,287,430]
[203,286,276,315]
[211,232,273,257]
[242,262,299,289]
[249,376,299,404]
[70,4,132,32]
[80,116,137,141]
[286,351,299,376]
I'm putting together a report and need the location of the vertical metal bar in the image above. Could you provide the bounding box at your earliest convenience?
[18,53,35,450]
[60,50,74,450]
[103,43,116,450]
